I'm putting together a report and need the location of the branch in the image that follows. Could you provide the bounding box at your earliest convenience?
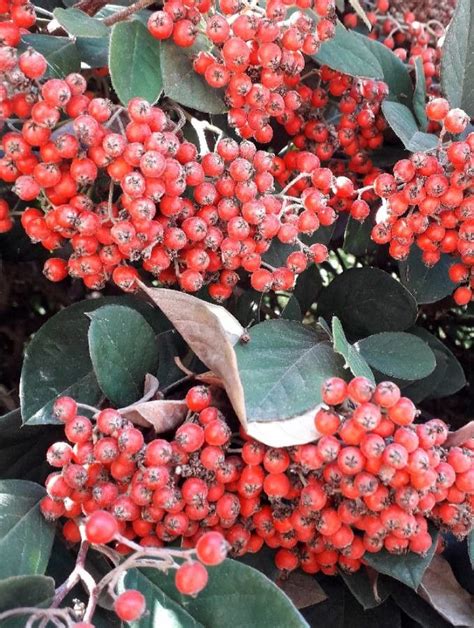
[103,0,157,26]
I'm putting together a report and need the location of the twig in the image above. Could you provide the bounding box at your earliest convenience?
[103,0,157,26]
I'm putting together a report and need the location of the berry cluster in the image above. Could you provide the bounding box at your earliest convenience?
[3,82,365,297]
[41,378,473,584]
[282,68,388,169]
[371,99,474,305]
[343,0,447,92]
[148,0,337,143]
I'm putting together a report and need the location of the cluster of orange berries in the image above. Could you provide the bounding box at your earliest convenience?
[147,0,337,143]
[282,68,388,168]
[40,377,473,583]
[343,0,445,93]
[371,99,474,305]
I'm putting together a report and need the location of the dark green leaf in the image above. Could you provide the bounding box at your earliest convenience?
[402,349,448,403]
[53,8,109,37]
[354,32,413,105]
[339,568,388,610]
[332,317,374,382]
[382,101,437,151]
[314,24,383,78]
[356,332,436,380]
[160,37,227,113]
[88,305,159,407]
[20,296,167,426]
[399,247,457,304]
[76,36,109,67]
[316,267,418,339]
[281,296,302,321]
[409,327,466,398]
[293,266,323,316]
[343,216,377,257]
[235,320,346,422]
[364,528,438,589]
[441,0,474,117]
[109,20,162,105]
[21,34,80,77]
[413,57,428,130]
[0,410,62,482]
[125,559,308,628]
[0,575,54,628]
[0,480,54,579]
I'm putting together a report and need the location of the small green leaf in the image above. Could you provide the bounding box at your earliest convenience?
[123,559,308,628]
[160,37,227,113]
[0,575,54,627]
[53,8,109,37]
[293,266,323,317]
[21,34,80,77]
[347,0,371,30]
[281,296,302,321]
[314,24,383,78]
[340,568,388,610]
[413,57,428,130]
[317,267,418,339]
[356,332,436,381]
[399,247,457,304]
[382,101,437,151]
[0,481,54,579]
[402,349,448,403]
[364,527,438,589]
[354,32,413,105]
[109,20,162,105]
[332,317,374,382]
[235,320,346,422]
[88,305,159,407]
[441,0,474,117]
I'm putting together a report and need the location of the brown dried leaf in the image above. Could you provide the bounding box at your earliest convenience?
[419,555,474,627]
[123,399,187,432]
[446,421,474,447]
[277,572,327,609]
[139,285,247,428]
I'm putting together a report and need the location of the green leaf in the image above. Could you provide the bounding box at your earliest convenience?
[314,24,383,79]
[402,348,449,403]
[0,410,62,482]
[109,20,162,105]
[356,332,436,381]
[20,296,167,426]
[468,530,474,569]
[408,328,466,398]
[124,559,308,628]
[339,569,388,610]
[413,57,428,130]
[281,296,302,321]
[160,37,227,114]
[343,216,377,257]
[364,527,439,589]
[0,481,54,579]
[293,266,323,316]
[76,36,109,67]
[331,317,374,382]
[355,33,413,105]
[88,305,159,407]
[441,0,474,117]
[53,8,109,37]
[388,580,451,628]
[398,247,457,304]
[347,0,371,30]
[382,101,438,151]
[0,575,54,628]
[235,320,346,422]
[316,267,418,339]
[21,34,80,77]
